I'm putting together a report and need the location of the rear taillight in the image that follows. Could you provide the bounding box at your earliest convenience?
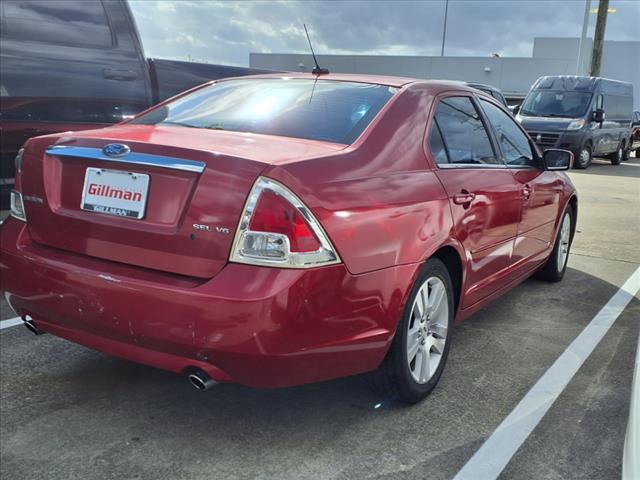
[10,190,26,222]
[10,149,26,221]
[230,177,340,268]
[13,148,24,192]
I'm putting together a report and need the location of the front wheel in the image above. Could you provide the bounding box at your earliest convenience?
[370,258,454,404]
[574,144,592,169]
[536,207,573,282]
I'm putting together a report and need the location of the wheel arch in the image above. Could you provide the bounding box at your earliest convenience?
[430,245,464,317]
[567,194,578,242]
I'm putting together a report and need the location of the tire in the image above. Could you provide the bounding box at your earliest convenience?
[621,142,630,161]
[609,143,623,165]
[635,148,640,158]
[370,258,454,404]
[574,144,592,169]
[536,206,574,282]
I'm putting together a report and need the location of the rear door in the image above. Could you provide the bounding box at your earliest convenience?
[429,95,521,308]
[478,98,564,268]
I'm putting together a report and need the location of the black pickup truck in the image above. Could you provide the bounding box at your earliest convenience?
[0,0,268,208]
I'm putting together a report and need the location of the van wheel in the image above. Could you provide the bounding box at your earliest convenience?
[621,142,630,161]
[536,206,573,282]
[574,144,592,169]
[609,143,623,165]
[370,258,454,404]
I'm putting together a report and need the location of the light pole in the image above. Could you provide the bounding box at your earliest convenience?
[441,0,449,57]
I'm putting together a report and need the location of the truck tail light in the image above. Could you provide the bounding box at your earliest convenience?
[230,177,341,268]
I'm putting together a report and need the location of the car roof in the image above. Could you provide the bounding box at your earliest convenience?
[217,72,417,87]
[215,72,493,93]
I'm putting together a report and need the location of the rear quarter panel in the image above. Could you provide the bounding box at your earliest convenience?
[265,85,457,276]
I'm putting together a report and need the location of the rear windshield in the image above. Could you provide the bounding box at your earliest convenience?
[131,79,397,144]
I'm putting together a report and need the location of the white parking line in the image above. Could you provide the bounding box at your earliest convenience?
[454,265,640,480]
[0,317,23,330]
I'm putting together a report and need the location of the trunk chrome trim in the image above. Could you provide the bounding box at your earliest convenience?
[45,146,206,173]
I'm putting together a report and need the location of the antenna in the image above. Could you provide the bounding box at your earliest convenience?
[303,24,329,75]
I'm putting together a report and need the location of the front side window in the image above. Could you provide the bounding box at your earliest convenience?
[131,79,396,144]
[520,90,592,118]
[480,100,535,167]
[1,0,113,48]
[431,96,499,165]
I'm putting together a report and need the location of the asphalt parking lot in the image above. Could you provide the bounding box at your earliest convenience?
[1,156,639,480]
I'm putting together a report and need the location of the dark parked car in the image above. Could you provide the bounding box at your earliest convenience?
[1,74,577,403]
[516,76,634,168]
[466,82,509,108]
[632,111,640,157]
[0,0,268,208]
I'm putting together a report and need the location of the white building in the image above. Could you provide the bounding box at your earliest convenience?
[250,37,640,108]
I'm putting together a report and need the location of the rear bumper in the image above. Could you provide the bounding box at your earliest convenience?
[0,217,416,388]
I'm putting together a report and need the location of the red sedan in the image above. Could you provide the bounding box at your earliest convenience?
[1,74,577,403]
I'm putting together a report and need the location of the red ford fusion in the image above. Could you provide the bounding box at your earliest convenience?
[0,74,577,402]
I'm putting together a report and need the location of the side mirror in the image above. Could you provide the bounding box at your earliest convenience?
[543,149,573,171]
[592,108,605,123]
[511,104,521,115]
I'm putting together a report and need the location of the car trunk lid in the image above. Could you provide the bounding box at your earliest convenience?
[20,126,344,278]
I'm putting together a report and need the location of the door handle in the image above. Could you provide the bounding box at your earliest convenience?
[522,184,532,200]
[103,68,138,81]
[453,191,476,205]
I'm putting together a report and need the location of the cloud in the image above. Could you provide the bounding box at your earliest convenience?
[128,0,640,66]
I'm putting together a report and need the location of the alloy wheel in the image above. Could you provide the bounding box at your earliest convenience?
[406,277,449,384]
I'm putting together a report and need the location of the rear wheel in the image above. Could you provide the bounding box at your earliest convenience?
[536,207,573,282]
[371,258,454,403]
[574,144,592,169]
[609,143,623,165]
[621,142,630,161]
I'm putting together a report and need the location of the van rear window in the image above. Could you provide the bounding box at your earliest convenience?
[131,79,397,144]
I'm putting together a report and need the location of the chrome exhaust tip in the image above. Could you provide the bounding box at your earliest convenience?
[23,317,44,335]
[188,371,217,391]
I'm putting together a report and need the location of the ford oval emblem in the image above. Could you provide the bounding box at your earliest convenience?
[102,143,130,157]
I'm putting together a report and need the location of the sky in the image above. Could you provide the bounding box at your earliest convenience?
[129,0,640,66]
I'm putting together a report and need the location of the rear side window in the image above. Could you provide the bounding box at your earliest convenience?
[132,79,396,144]
[1,0,113,48]
[428,119,449,165]
[431,96,499,165]
[480,99,535,166]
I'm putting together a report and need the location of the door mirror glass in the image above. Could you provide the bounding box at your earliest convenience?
[543,149,572,171]
[592,108,605,123]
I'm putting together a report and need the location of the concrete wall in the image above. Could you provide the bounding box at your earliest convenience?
[250,38,640,107]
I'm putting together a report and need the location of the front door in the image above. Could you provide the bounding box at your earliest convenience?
[478,99,564,269]
[429,95,521,309]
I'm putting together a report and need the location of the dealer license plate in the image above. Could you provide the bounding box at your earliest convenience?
[81,168,149,219]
